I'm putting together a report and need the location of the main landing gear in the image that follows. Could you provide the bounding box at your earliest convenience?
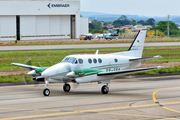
[63,84,71,92]
[101,85,109,94]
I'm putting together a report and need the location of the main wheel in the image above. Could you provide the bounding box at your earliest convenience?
[63,84,71,92]
[43,88,50,96]
[101,85,109,94]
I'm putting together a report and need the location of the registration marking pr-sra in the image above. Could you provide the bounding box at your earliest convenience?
[106,67,121,72]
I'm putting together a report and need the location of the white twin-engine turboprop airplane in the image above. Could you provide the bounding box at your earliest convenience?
[12,30,163,96]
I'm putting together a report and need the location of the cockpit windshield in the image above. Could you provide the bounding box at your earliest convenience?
[61,57,76,64]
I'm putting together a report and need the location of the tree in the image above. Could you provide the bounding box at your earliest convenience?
[146,18,155,25]
[157,21,179,32]
[91,21,102,29]
[113,20,123,27]
[130,19,136,26]
[157,21,180,36]
[137,20,147,25]
[118,15,127,21]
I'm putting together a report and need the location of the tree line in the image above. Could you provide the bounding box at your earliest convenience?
[89,15,180,37]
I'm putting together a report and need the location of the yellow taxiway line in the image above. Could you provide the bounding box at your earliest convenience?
[152,86,180,114]
[1,101,180,120]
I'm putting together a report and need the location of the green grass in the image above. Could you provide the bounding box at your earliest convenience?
[0,75,33,83]
[1,46,180,83]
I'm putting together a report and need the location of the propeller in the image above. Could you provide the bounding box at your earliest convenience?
[23,58,43,88]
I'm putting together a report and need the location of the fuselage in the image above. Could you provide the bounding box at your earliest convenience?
[42,54,141,83]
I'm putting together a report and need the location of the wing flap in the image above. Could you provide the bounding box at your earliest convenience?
[97,66,162,76]
[11,63,39,70]
[129,55,163,62]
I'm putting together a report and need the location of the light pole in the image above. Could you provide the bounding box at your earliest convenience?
[167,14,170,38]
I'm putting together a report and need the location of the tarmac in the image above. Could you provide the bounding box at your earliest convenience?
[0,74,180,120]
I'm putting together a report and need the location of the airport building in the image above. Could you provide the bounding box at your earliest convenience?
[0,0,88,41]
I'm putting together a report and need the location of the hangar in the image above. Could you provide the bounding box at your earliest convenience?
[0,0,88,41]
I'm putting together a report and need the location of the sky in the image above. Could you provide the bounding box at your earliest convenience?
[81,0,180,17]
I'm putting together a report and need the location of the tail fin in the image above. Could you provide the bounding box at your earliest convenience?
[127,30,147,58]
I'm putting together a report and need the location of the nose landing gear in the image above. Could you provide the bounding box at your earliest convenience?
[43,79,50,96]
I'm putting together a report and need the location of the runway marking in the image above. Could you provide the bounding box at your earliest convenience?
[99,112,178,120]
[152,86,180,114]
[1,101,180,120]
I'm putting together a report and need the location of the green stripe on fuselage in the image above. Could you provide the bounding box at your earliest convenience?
[35,67,49,74]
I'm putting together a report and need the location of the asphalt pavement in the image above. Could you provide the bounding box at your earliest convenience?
[1,42,180,51]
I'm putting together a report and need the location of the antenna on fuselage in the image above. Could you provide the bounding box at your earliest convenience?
[95,50,99,55]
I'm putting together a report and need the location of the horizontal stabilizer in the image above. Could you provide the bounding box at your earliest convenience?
[129,55,163,62]
[97,66,162,76]
[11,63,39,70]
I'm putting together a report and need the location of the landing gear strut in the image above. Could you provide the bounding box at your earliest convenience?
[63,84,71,92]
[101,85,109,94]
[43,79,50,96]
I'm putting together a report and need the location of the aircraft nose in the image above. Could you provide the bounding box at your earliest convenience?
[41,70,50,78]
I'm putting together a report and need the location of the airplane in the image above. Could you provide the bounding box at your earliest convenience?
[11,30,163,96]
[104,29,119,40]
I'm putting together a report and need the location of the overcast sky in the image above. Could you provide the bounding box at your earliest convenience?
[81,0,180,17]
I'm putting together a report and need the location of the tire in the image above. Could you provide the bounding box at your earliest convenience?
[43,88,50,96]
[63,84,71,92]
[101,85,109,94]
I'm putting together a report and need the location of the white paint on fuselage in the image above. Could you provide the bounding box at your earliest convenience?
[42,53,141,83]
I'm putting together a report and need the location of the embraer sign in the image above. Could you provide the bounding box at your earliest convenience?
[47,3,70,8]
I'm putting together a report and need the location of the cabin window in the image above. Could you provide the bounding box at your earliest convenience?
[88,59,92,64]
[78,59,83,64]
[114,59,118,63]
[93,58,97,63]
[98,58,102,63]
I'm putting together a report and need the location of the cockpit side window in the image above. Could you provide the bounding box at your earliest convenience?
[74,60,78,64]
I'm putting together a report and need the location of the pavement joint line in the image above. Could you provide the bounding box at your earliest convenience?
[0,108,61,112]
[0,85,178,101]
[99,112,179,120]
[152,86,180,114]
[1,101,180,120]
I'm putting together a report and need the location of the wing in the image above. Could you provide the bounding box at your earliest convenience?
[11,63,40,70]
[129,55,163,62]
[97,66,162,76]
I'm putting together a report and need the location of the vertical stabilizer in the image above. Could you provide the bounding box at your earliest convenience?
[128,30,147,58]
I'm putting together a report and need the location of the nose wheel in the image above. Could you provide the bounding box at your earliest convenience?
[63,84,71,92]
[43,88,50,96]
[101,85,109,94]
